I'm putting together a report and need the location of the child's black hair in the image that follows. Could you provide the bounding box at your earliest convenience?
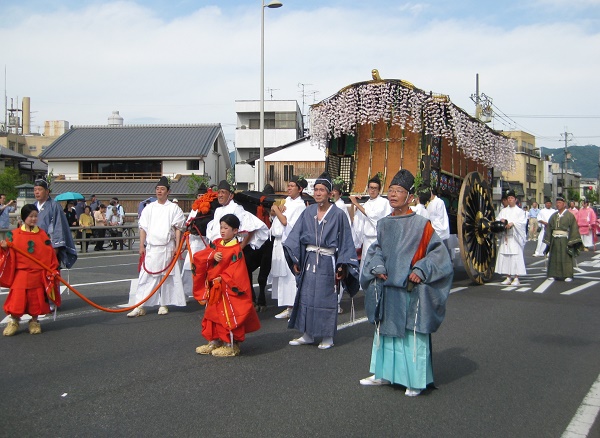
[220,213,240,230]
[20,204,39,221]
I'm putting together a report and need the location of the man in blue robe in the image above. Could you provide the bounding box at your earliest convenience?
[360,169,452,396]
[33,179,78,269]
[284,172,359,350]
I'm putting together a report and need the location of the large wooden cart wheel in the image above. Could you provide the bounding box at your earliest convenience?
[457,171,497,284]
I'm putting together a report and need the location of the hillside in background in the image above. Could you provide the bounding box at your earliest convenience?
[540,145,599,179]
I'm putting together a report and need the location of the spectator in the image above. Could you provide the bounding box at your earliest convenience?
[74,199,87,219]
[93,204,108,251]
[528,202,540,241]
[108,206,122,250]
[89,195,99,212]
[64,201,78,239]
[0,194,16,240]
[78,206,94,252]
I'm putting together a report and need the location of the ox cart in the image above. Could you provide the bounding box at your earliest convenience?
[309,71,515,284]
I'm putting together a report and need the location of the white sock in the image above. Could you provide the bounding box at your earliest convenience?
[321,336,333,346]
[300,333,314,343]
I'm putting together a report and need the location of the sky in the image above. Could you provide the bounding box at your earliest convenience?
[2,0,599,151]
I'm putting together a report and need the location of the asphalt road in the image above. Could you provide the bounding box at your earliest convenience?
[1,241,599,437]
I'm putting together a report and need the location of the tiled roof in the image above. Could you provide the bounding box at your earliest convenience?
[0,145,27,160]
[40,124,224,159]
[49,175,197,199]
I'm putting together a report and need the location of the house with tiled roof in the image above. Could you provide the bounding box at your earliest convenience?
[39,123,230,212]
[0,145,47,182]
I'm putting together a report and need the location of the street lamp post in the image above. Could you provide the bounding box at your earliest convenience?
[259,0,283,191]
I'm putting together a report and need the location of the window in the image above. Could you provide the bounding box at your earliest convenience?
[213,140,219,153]
[80,161,162,179]
[269,165,274,181]
[187,160,200,170]
[284,165,294,181]
[29,146,37,151]
[247,112,297,129]
[274,112,297,129]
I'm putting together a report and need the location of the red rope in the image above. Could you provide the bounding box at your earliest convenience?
[5,232,190,313]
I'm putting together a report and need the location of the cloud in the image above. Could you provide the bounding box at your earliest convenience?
[2,1,599,147]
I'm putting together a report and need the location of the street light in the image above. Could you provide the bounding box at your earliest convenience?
[258,0,283,191]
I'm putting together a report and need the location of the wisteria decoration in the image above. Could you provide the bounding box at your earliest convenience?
[310,80,515,171]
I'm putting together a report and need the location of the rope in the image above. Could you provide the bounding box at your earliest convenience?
[5,231,190,313]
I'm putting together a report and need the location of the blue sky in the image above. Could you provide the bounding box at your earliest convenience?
[2,0,599,148]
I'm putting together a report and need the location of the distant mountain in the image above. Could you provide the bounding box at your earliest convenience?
[540,145,599,179]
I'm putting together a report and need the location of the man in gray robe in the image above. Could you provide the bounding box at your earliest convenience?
[284,172,359,350]
[33,179,78,269]
[360,170,452,396]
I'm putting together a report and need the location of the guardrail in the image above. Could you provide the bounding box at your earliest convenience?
[75,223,138,253]
[0,223,139,253]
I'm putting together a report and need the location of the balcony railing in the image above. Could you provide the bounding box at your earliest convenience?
[79,172,163,180]
[516,146,541,157]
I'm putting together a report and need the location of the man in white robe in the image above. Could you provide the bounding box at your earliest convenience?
[331,181,359,314]
[205,180,269,307]
[270,176,307,319]
[350,176,392,275]
[181,185,219,298]
[426,187,451,257]
[533,199,556,257]
[128,176,186,317]
[410,190,430,219]
[495,190,527,286]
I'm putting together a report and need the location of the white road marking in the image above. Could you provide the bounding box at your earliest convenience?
[337,316,368,330]
[450,287,468,294]
[560,281,600,296]
[533,278,554,293]
[515,287,530,292]
[562,372,600,438]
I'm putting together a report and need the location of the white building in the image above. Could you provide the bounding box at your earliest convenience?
[234,100,303,190]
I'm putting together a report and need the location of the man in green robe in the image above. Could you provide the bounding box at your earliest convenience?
[543,195,584,282]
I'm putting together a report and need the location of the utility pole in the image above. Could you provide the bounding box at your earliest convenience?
[561,131,573,197]
[470,74,493,123]
[298,82,316,136]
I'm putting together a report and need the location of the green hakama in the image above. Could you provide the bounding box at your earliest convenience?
[543,210,583,280]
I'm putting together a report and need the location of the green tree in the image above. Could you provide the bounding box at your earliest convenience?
[586,190,598,205]
[567,188,580,202]
[0,167,25,199]
[187,173,211,195]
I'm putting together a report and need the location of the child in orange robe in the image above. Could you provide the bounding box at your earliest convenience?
[193,214,260,357]
[1,204,60,336]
